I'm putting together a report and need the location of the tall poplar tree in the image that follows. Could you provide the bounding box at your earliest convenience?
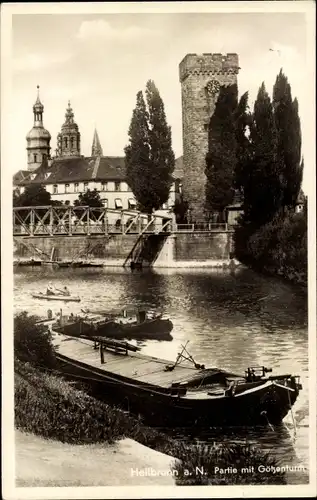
[145,80,175,210]
[205,84,238,221]
[242,82,283,228]
[125,82,175,214]
[273,70,303,208]
[233,91,252,191]
[124,91,151,212]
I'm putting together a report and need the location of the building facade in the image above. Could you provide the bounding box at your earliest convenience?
[14,91,181,213]
[179,53,240,222]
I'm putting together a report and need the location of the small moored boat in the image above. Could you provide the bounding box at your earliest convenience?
[52,335,302,428]
[32,292,81,302]
[53,306,173,341]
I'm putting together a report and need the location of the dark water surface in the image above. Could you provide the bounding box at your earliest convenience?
[14,266,309,484]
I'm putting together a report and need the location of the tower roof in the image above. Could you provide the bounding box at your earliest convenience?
[27,85,51,141]
[61,100,79,132]
[91,128,103,156]
[33,85,44,113]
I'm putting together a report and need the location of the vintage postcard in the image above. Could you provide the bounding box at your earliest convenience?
[1,1,316,499]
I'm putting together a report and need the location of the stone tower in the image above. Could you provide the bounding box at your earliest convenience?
[91,128,103,156]
[56,101,81,157]
[26,86,51,171]
[179,53,240,222]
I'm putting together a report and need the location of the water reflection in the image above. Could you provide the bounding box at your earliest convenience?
[14,266,309,480]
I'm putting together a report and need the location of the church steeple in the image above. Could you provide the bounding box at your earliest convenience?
[56,101,81,157]
[26,85,51,171]
[91,128,103,157]
[33,85,44,126]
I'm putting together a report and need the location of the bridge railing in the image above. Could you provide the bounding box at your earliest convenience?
[176,223,234,232]
[13,206,174,236]
[13,206,236,236]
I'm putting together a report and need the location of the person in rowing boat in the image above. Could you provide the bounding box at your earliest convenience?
[46,282,56,296]
[53,285,71,296]
[62,286,70,296]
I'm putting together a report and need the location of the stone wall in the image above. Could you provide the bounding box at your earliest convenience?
[13,235,139,265]
[13,231,235,267]
[179,53,239,222]
[173,231,233,262]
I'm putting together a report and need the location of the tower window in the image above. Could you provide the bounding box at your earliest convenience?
[33,154,37,163]
[53,185,58,194]
[115,182,121,192]
[74,183,79,193]
[65,137,68,149]
[71,137,74,149]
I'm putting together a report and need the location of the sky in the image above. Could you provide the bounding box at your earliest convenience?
[8,6,314,193]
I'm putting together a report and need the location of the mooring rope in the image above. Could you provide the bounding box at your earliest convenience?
[287,385,297,441]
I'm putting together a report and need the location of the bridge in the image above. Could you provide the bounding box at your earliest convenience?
[13,206,235,267]
[13,206,232,237]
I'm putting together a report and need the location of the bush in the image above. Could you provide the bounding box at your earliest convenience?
[172,442,286,485]
[234,208,307,285]
[14,311,56,368]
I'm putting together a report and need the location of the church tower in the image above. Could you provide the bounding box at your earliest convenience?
[91,128,103,156]
[26,86,51,171]
[56,101,81,157]
[179,53,240,221]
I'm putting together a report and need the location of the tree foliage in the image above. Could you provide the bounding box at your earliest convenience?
[205,85,237,219]
[234,71,306,284]
[74,189,103,208]
[13,184,51,207]
[233,91,252,191]
[205,85,250,220]
[242,82,283,229]
[125,82,175,213]
[14,311,56,368]
[273,70,303,208]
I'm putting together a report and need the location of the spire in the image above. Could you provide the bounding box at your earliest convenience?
[65,100,75,125]
[33,85,44,125]
[91,128,103,157]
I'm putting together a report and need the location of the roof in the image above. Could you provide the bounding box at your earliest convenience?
[13,156,128,186]
[26,126,51,140]
[13,154,183,186]
[96,157,126,180]
[13,170,31,184]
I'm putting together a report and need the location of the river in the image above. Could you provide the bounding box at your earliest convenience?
[14,265,309,484]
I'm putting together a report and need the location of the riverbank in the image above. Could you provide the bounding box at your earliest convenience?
[13,257,242,269]
[15,430,175,487]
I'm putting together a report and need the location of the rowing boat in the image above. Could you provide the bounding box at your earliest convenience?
[32,292,81,302]
[52,334,302,428]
